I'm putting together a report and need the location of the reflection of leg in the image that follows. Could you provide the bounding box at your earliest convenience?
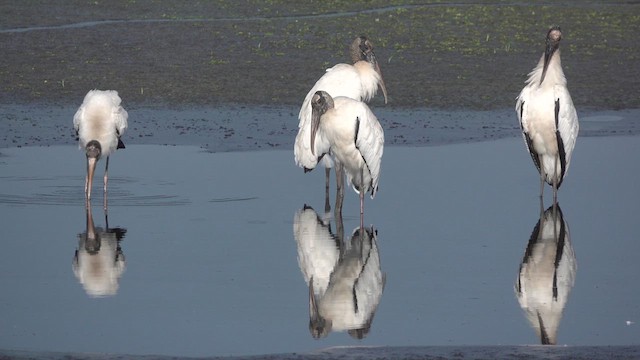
[552,201,559,239]
[324,167,331,213]
[539,168,545,201]
[538,193,544,223]
[552,157,559,205]
[104,156,110,210]
[335,164,344,217]
[335,201,344,246]
[104,204,110,230]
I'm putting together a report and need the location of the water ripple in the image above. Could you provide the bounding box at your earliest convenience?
[208,196,258,203]
[0,175,189,207]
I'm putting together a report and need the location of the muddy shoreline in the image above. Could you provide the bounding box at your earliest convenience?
[1,2,639,152]
[1,2,639,109]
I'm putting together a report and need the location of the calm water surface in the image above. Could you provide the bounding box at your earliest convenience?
[0,136,638,357]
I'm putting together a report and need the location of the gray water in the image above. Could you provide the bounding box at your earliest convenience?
[0,136,639,357]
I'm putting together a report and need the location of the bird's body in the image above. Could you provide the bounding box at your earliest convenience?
[516,26,579,202]
[295,36,387,213]
[309,92,384,228]
[294,205,341,299]
[308,226,385,339]
[515,204,576,345]
[73,90,128,202]
[73,204,127,297]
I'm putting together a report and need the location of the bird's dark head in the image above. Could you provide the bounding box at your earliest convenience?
[351,35,388,104]
[310,91,333,156]
[84,235,102,255]
[541,26,563,85]
[546,25,562,48]
[311,91,333,114]
[348,326,371,340]
[308,276,331,339]
[350,35,372,63]
[85,140,102,160]
[309,317,331,339]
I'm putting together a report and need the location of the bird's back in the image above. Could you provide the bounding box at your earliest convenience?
[74,90,128,157]
[294,64,364,169]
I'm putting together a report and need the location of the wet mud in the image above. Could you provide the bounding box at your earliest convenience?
[1,2,639,152]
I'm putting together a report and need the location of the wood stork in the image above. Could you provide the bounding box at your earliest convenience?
[73,203,127,297]
[307,224,386,339]
[515,203,576,345]
[516,26,579,203]
[294,35,387,212]
[309,91,384,229]
[73,89,128,204]
[294,204,342,308]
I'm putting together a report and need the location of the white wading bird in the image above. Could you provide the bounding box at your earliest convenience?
[515,203,576,345]
[295,35,387,212]
[307,224,385,339]
[294,205,342,319]
[516,26,579,203]
[309,91,384,229]
[73,203,127,297]
[73,89,128,203]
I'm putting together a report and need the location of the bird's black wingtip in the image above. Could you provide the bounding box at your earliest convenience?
[117,138,126,149]
[304,167,313,173]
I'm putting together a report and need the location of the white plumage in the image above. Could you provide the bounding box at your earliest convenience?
[515,204,576,345]
[294,205,341,301]
[309,91,384,228]
[516,26,579,202]
[73,205,126,297]
[308,225,386,339]
[73,89,128,201]
[294,35,387,174]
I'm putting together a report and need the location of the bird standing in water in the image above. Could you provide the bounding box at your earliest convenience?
[516,26,579,203]
[309,91,383,229]
[74,89,128,206]
[295,35,387,212]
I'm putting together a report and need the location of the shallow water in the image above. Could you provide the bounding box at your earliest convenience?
[0,136,639,357]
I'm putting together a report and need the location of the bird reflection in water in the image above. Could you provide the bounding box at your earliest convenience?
[515,203,576,345]
[73,201,127,297]
[293,205,385,339]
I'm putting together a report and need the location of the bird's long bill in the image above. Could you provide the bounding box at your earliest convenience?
[86,203,96,239]
[84,204,101,253]
[540,42,556,85]
[369,51,388,104]
[310,108,321,156]
[86,157,97,199]
[308,280,320,321]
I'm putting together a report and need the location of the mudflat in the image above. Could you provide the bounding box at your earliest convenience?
[1,1,638,109]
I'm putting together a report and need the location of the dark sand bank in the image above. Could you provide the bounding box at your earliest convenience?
[1,1,639,109]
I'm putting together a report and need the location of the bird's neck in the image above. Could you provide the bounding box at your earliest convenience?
[353,61,380,102]
[527,50,567,88]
